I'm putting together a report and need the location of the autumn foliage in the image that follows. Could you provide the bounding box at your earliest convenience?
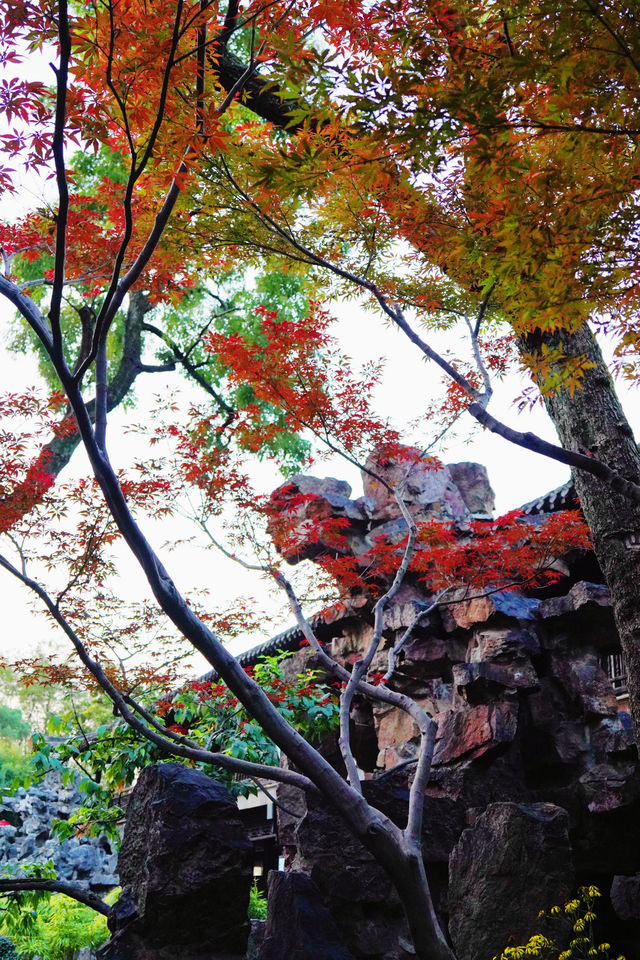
[0,2,638,955]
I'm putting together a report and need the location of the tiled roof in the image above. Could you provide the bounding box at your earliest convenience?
[200,612,341,678]
[518,480,577,516]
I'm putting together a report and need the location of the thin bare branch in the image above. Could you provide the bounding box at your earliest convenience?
[141,319,235,414]
[0,551,314,794]
[384,588,452,682]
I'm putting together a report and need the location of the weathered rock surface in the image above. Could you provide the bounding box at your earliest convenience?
[268,448,498,566]
[98,764,252,960]
[362,448,467,523]
[447,462,495,517]
[276,785,411,960]
[433,702,519,764]
[267,456,640,957]
[0,772,118,890]
[448,803,574,960]
[551,650,619,717]
[257,871,355,960]
[611,874,640,921]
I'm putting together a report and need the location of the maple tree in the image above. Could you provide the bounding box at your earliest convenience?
[159,0,640,742]
[0,1,634,957]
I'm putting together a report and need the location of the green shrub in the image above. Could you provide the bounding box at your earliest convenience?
[0,740,32,790]
[0,893,111,960]
[0,708,30,744]
[248,881,267,921]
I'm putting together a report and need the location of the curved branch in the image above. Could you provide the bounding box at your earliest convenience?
[0,879,109,916]
[469,401,640,504]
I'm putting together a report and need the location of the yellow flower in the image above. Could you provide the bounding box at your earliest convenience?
[574,919,586,933]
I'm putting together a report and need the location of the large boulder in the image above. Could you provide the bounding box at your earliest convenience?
[98,764,252,960]
[276,784,411,960]
[257,871,355,960]
[448,802,574,960]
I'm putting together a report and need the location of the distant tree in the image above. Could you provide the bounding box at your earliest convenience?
[0,706,30,744]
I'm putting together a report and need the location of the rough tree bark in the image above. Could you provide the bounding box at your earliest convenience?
[520,323,640,744]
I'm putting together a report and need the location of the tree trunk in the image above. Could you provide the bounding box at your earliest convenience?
[520,323,640,745]
[392,844,456,960]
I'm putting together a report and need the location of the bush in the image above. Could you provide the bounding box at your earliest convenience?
[0,708,30,744]
[0,740,32,790]
[0,893,111,960]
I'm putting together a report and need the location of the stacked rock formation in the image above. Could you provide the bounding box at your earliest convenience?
[267,451,640,960]
[0,772,118,891]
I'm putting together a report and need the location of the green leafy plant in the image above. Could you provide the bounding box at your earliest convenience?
[0,707,30,744]
[0,741,33,792]
[0,880,118,960]
[248,881,268,921]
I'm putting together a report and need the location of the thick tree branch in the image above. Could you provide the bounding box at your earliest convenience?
[468,401,640,503]
[95,335,108,453]
[0,879,109,916]
[0,276,53,353]
[48,0,71,358]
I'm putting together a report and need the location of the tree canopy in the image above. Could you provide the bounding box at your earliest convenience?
[0,2,639,958]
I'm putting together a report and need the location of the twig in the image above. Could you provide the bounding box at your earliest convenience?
[384,588,452,682]
[249,776,304,819]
